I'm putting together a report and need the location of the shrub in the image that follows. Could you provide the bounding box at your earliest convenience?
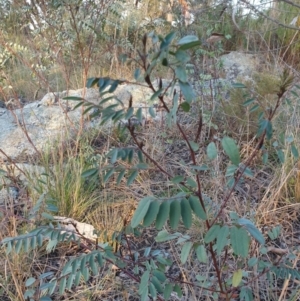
[1,31,300,301]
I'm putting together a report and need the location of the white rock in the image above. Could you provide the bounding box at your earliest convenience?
[53,216,97,241]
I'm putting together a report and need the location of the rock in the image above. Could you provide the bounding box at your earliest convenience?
[0,54,272,161]
[0,186,19,205]
[53,216,97,241]
[0,100,6,108]
[0,84,163,161]
[219,51,264,82]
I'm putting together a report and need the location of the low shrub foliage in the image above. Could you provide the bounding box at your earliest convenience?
[1,31,299,301]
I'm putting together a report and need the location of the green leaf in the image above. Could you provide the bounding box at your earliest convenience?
[165,31,177,45]
[230,226,250,258]
[59,277,67,295]
[180,199,192,228]
[151,276,164,293]
[74,270,81,286]
[66,273,75,289]
[232,82,246,88]
[63,96,84,101]
[266,121,273,140]
[127,170,138,186]
[110,149,118,164]
[143,200,160,227]
[152,270,167,283]
[175,66,187,82]
[291,144,299,159]
[178,40,201,50]
[104,168,115,183]
[204,225,220,243]
[138,150,143,162]
[155,230,180,242]
[169,200,181,230]
[86,77,99,88]
[221,137,240,165]
[179,81,195,103]
[276,149,285,163]
[131,197,154,228]
[188,196,207,220]
[232,269,243,287]
[139,270,150,295]
[177,35,199,45]
[240,287,254,301]
[135,163,148,170]
[180,101,190,112]
[155,201,170,230]
[25,277,36,287]
[149,282,157,299]
[248,257,258,267]
[175,49,190,63]
[186,177,197,188]
[216,226,229,255]
[189,140,199,151]
[128,149,134,163]
[116,169,126,185]
[181,241,193,264]
[262,152,268,164]
[268,225,281,240]
[171,175,184,184]
[196,245,208,263]
[125,107,134,120]
[99,96,115,105]
[149,106,156,118]
[15,239,22,254]
[150,88,163,101]
[81,168,98,178]
[164,283,173,299]
[207,142,218,160]
[134,68,141,80]
[40,297,52,301]
[250,104,259,113]
[257,119,269,138]
[136,108,143,122]
[190,164,210,171]
[243,98,255,106]
[173,284,182,297]
[42,212,54,220]
[238,218,265,245]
